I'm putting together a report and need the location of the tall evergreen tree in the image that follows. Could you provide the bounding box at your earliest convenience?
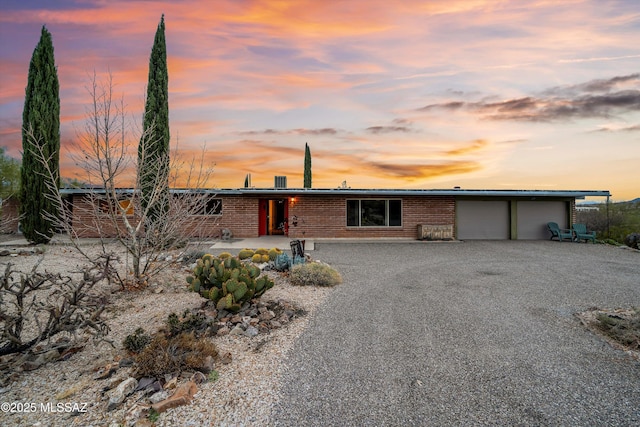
[139,14,170,223]
[303,143,312,188]
[20,26,60,244]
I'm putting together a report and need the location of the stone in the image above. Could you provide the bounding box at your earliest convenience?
[230,315,242,324]
[119,358,135,368]
[94,363,118,380]
[151,381,198,413]
[164,377,178,390]
[190,371,207,384]
[124,402,149,426]
[216,327,230,336]
[134,377,156,392]
[270,320,282,329]
[258,311,275,321]
[219,351,232,365]
[244,326,259,337]
[107,377,137,410]
[230,325,245,335]
[624,233,639,249]
[148,390,169,404]
[202,355,215,373]
[0,250,10,256]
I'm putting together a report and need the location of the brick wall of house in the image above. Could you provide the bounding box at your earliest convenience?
[67,194,456,239]
[287,195,455,239]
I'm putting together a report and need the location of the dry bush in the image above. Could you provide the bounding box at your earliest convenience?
[0,258,111,356]
[595,308,640,350]
[289,262,342,287]
[134,331,218,378]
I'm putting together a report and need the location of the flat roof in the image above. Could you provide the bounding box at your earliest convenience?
[61,187,611,199]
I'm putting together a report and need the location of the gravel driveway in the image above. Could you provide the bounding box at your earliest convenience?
[272,241,640,426]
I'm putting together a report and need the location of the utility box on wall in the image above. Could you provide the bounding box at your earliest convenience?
[418,224,454,240]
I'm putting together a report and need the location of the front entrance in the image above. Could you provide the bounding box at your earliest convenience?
[259,199,288,236]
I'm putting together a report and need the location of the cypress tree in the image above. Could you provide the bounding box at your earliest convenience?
[20,26,60,244]
[139,14,170,224]
[303,143,312,188]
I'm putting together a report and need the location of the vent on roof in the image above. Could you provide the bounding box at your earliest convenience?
[274,176,287,188]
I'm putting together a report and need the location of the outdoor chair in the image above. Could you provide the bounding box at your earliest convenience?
[547,222,574,242]
[573,223,596,243]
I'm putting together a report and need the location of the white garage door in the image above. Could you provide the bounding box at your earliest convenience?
[457,200,510,240]
[517,201,568,240]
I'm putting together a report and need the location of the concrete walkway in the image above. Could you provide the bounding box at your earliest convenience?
[272,241,640,426]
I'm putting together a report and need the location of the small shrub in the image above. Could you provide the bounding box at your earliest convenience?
[135,331,218,377]
[123,328,152,354]
[289,262,342,287]
[166,310,216,338]
[595,308,640,350]
[208,369,219,382]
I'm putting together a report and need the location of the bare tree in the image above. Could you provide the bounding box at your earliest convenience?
[27,72,216,288]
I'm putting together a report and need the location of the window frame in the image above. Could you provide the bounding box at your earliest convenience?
[346,199,402,227]
[191,196,223,216]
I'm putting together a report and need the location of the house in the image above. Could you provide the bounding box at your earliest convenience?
[1,186,605,240]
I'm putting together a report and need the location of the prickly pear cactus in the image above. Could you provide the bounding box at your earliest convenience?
[186,254,275,312]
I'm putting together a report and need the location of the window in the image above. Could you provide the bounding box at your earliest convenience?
[194,197,222,216]
[346,199,402,227]
[99,198,134,216]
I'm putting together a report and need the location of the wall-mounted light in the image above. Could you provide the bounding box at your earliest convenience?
[289,197,296,206]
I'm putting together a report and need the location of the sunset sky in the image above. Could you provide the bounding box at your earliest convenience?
[0,0,639,201]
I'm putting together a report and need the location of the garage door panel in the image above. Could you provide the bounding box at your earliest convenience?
[517,201,568,240]
[457,201,509,240]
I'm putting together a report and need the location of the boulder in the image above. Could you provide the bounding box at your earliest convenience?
[107,377,137,410]
[624,233,639,249]
[151,381,198,413]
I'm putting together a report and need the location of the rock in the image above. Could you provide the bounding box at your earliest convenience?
[190,371,207,384]
[148,390,169,404]
[107,377,137,410]
[624,233,639,249]
[151,381,198,413]
[219,351,232,365]
[0,250,10,256]
[119,358,135,368]
[270,320,282,329]
[244,326,259,337]
[230,325,245,335]
[124,402,149,426]
[242,316,252,325]
[134,377,156,392]
[258,310,275,321]
[94,363,118,380]
[230,315,242,324]
[201,355,215,373]
[164,377,178,390]
[216,326,230,336]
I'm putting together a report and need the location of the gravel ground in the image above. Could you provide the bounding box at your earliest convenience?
[0,241,332,426]
[272,241,640,426]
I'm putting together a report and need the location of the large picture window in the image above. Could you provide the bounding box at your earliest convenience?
[192,197,222,216]
[346,199,402,227]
